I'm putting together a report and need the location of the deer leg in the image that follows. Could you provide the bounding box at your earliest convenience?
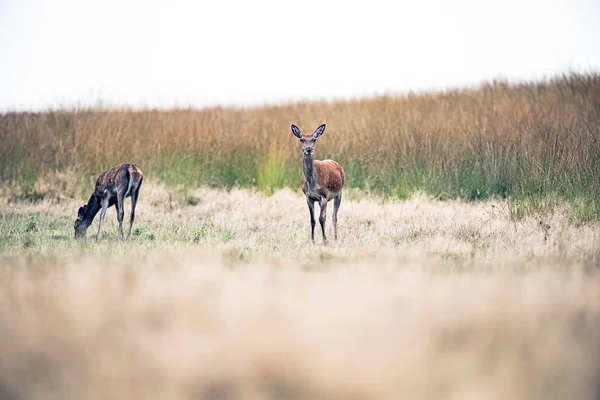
[333,192,342,241]
[116,190,126,241]
[96,198,109,241]
[319,198,328,243]
[307,199,316,242]
[127,184,141,241]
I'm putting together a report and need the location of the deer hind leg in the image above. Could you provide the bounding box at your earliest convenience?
[318,198,328,243]
[96,198,109,241]
[333,191,342,241]
[116,189,127,241]
[127,182,142,241]
[307,199,316,242]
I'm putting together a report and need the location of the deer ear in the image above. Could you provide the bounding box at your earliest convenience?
[313,124,326,138]
[78,205,86,217]
[291,124,302,139]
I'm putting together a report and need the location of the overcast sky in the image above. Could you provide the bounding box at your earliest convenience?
[1,0,599,111]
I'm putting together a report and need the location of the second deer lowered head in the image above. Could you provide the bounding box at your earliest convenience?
[291,123,346,243]
[74,163,143,241]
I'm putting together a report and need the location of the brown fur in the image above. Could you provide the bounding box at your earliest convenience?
[292,124,346,243]
[74,163,143,240]
[303,160,346,199]
[94,164,143,195]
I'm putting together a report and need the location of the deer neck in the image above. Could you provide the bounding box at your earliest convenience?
[303,153,317,190]
[83,194,102,225]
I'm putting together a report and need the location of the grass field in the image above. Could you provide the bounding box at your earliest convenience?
[1,184,600,399]
[2,73,600,399]
[2,73,600,219]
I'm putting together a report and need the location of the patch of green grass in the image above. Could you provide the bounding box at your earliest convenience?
[51,233,69,241]
[566,197,600,223]
[191,219,215,243]
[344,187,367,202]
[257,148,288,195]
[26,215,38,232]
[186,196,201,206]
[339,162,366,190]
[101,231,114,240]
[18,164,40,198]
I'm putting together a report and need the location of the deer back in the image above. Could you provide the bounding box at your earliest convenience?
[94,163,143,197]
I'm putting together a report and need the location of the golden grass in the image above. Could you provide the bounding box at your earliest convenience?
[1,186,600,399]
[2,73,600,211]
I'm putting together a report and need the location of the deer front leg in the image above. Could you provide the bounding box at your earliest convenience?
[318,198,328,243]
[96,198,109,241]
[307,199,316,242]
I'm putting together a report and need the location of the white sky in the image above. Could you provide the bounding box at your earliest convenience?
[1,0,599,111]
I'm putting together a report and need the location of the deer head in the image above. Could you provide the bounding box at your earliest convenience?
[74,204,92,238]
[291,124,326,155]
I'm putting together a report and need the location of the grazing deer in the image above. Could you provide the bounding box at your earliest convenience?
[74,163,143,241]
[291,124,345,243]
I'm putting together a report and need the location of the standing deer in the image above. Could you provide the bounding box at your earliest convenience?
[291,123,345,243]
[74,163,143,241]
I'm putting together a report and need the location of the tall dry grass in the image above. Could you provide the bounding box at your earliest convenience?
[1,73,600,217]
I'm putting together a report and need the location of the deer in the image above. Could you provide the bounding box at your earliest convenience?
[291,123,345,243]
[74,163,143,241]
